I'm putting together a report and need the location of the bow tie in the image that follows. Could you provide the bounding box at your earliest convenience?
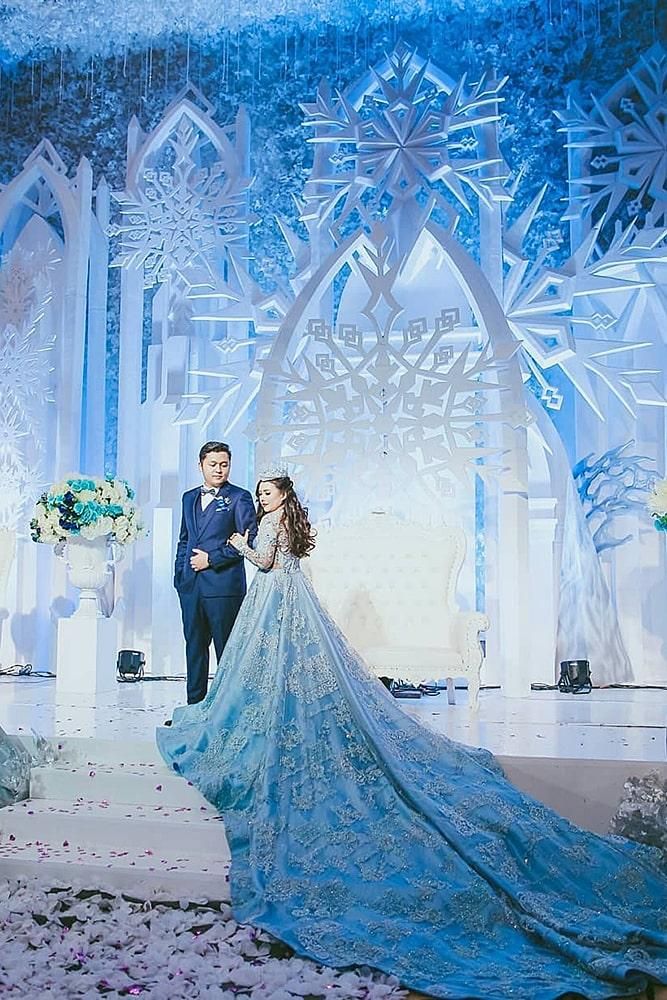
[201,486,218,496]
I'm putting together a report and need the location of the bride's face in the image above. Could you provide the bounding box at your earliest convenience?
[258,481,285,513]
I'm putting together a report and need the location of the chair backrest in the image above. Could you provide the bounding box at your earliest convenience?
[307,513,466,650]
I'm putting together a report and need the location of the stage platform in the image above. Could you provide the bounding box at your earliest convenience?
[1,675,664,761]
[0,678,665,899]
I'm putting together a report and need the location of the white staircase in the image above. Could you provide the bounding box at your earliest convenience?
[0,737,231,900]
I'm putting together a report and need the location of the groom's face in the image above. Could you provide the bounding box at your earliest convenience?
[200,451,231,490]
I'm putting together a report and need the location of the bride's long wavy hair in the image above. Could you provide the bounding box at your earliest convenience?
[255,476,316,558]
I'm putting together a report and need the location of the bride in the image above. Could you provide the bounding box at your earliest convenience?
[157,470,667,1000]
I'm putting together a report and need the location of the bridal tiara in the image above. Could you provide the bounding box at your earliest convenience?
[257,464,290,481]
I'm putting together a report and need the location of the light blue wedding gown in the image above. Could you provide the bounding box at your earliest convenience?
[157,509,667,1000]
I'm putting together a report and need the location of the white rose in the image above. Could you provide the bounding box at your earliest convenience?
[112,517,128,543]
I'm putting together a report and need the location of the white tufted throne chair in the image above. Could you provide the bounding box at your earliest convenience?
[306,512,490,710]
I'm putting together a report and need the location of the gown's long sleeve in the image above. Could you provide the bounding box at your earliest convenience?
[235,512,280,569]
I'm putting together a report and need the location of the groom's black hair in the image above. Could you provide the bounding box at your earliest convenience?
[199,441,232,462]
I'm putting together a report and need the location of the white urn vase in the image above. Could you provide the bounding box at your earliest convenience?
[61,535,113,618]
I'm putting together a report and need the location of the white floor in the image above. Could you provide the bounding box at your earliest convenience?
[1,676,665,762]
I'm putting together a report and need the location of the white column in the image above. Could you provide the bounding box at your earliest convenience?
[498,490,531,696]
[528,497,559,684]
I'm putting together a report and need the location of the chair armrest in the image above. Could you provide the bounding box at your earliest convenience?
[452,611,490,671]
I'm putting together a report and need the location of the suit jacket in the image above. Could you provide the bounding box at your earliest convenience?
[174,482,257,598]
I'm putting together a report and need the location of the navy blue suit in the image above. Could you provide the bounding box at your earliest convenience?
[174,482,257,703]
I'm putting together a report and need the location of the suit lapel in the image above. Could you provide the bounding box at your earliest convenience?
[186,489,199,537]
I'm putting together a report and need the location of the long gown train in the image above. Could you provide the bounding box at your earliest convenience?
[157,509,667,1000]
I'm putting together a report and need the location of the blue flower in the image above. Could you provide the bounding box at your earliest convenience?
[68,478,96,493]
[73,501,99,525]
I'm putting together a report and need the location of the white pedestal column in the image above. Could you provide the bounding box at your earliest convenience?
[56,615,118,696]
[56,536,118,697]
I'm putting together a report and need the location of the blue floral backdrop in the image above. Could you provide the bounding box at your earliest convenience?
[0,0,662,470]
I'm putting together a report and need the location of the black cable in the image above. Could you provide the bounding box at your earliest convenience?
[532,681,667,691]
[140,674,186,681]
[0,663,56,678]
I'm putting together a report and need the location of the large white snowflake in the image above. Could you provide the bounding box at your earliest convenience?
[300,42,509,238]
[111,115,252,288]
[502,186,667,419]
[557,43,667,226]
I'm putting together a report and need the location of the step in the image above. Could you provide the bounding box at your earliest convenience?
[29,763,207,809]
[0,838,231,901]
[48,736,164,767]
[0,734,234,901]
[0,798,229,857]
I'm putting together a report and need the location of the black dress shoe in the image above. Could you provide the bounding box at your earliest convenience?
[390,680,422,699]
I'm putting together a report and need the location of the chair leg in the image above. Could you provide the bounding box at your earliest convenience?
[446,677,456,705]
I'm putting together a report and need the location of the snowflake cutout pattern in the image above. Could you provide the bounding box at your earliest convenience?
[0,246,56,529]
[0,327,55,410]
[300,42,509,236]
[0,246,57,330]
[111,115,251,288]
[502,185,667,419]
[261,313,516,499]
[557,43,667,227]
[0,430,32,531]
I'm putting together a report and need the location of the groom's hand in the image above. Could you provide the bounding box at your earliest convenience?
[190,548,210,571]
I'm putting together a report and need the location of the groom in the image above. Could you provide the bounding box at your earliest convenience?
[174,441,257,704]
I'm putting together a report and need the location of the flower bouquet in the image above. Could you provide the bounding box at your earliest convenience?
[647,478,667,533]
[30,476,143,546]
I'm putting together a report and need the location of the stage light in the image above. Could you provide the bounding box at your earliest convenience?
[558,659,591,695]
[116,649,145,682]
